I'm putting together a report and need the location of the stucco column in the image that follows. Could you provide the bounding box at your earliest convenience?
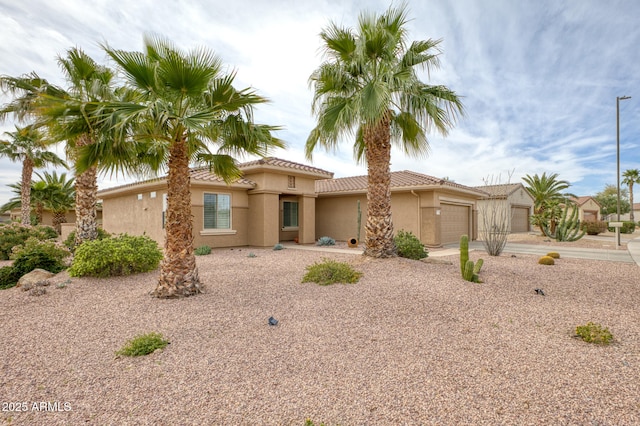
[298,195,316,244]
[248,191,280,247]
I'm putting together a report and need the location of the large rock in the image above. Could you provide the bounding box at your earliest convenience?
[17,269,55,289]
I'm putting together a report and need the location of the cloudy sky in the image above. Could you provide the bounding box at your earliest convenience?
[0,0,638,206]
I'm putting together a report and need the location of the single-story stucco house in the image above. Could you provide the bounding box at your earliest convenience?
[98,157,488,248]
[474,183,534,233]
[570,196,601,222]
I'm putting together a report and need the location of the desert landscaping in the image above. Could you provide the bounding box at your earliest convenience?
[1,238,639,425]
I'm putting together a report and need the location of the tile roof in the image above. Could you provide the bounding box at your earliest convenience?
[189,167,255,186]
[570,196,600,207]
[316,170,486,195]
[474,183,523,198]
[239,157,333,177]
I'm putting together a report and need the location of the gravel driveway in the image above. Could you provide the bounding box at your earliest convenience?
[1,246,639,425]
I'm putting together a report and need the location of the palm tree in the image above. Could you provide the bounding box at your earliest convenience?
[305,4,464,257]
[38,48,116,246]
[522,172,575,233]
[0,126,66,225]
[622,169,640,221]
[35,171,75,233]
[85,36,283,298]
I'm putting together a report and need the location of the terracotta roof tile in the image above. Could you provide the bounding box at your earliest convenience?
[474,183,523,197]
[239,157,333,177]
[316,170,486,194]
[189,167,255,185]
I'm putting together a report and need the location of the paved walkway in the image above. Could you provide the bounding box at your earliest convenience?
[284,235,640,265]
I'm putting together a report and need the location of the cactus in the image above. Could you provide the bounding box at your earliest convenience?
[356,200,362,242]
[542,203,585,242]
[538,255,555,265]
[460,235,483,283]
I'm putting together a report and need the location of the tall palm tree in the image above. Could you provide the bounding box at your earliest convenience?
[306,4,464,258]
[622,169,640,221]
[35,171,75,233]
[0,126,66,225]
[38,48,116,246]
[0,71,51,123]
[84,36,283,298]
[522,172,574,233]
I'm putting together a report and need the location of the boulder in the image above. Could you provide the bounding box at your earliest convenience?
[17,269,55,288]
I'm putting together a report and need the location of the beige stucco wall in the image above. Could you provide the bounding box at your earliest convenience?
[578,199,600,221]
[316,189,479,246]
[101,183,251,248]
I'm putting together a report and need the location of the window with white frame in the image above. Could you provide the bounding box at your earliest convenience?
[204,193,231,229]
[283,200,298,228]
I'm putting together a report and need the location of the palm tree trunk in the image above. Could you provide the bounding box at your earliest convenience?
[52,211,66,234]
[20,158,33,226]
[363,113,396,258]
[153,134,202,298]
[630,183,634,222]
[74,134,98,245]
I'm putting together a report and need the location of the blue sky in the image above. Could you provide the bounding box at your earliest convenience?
[0,0,638,206]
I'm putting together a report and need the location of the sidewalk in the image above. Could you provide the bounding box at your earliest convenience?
[445,240,637,264]
[283,236,640,265]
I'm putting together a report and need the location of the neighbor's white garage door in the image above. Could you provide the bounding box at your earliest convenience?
[511,206,530,233]
[441,203,470,244]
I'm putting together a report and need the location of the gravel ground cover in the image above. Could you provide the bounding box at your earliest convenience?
[1,246,639,425]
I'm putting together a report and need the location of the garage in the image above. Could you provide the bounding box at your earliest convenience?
[511,206,530,232]
[441,203,471,244]
[583,210,597,222]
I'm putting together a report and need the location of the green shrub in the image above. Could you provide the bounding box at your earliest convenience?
[194,245,212,256]
[10,237,70,276]
[302,258,362,286]
[575,322,613,345]
[581,221,607,235]
[607,221,636,234]
[0,266,21,290]
[0,223,58,260]
[538,256,555,265]
[394,230,428,260]
[546,252,560,259]
[116,332,169,357]
[316,236,336,246]
[63,228,111,252]
[69,234,162,277]
[273,243,284,251]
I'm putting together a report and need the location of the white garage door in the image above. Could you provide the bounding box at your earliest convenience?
[511,207,530,233]
[441,203,470,244]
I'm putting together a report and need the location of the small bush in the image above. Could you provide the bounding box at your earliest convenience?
[194,245,212,256]
[0,266,21,290]
[69,234,162,277]
[0,223,58,260]
[10,237,70,276]
[581,221,607,235]
[538,256,555,265]
[546,252,560,259]
[116,332,169,357]
[316,236,336,246]
[63,228,111,252]
[273,243,284,251]
[575,322,613,345]
[247,252,257,258]
[607,221,636,234]
[394,230,428,260]
[302,258,362,286]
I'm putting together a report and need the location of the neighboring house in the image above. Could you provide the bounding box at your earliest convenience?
[613,203,640,222]
[570,196,601,222]
[98,158,487,248]
[315,171,487,246]
[0,212,10,223]
[99,158,333,248]
[474,183,534,233]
